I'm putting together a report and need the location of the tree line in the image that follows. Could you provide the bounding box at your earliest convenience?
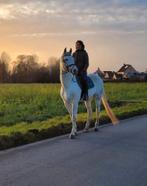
[0,52,60,83]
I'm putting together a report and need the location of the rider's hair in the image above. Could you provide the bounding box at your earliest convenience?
[76,40,85,49]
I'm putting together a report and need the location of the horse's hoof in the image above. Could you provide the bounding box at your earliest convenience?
[75,132,78,136]
[94,128,99,132]
[83,128,89,133]
[69,134,75,139]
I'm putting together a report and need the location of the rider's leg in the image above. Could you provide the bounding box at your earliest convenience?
[79,72,88,101]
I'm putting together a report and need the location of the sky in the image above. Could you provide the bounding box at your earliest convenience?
[0,0,147,72]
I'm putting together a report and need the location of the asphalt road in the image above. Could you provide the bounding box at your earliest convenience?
[0,115,147,186]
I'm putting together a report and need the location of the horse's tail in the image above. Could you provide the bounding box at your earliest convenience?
[101,92,119,125]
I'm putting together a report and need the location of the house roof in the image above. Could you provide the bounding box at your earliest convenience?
[118,64,137,73]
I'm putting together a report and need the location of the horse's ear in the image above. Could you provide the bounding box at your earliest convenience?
[69,48,72,54]
[63,48,67,54]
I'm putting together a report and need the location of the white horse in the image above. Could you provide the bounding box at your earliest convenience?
[60,48,119,139]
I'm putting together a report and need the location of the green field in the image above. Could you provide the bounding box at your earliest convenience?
[0,83,147,149]
[0,82,147,130]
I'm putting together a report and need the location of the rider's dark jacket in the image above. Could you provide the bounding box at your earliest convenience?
[72,49,89,74]
[73,49,89,100]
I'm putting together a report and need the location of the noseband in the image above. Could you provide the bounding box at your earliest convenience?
[62,56,76,74]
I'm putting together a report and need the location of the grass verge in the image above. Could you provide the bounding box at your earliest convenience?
[0,101,147,150]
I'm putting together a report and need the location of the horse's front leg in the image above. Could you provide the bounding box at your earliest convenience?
[69,101,78,139]
[64,100,72,116]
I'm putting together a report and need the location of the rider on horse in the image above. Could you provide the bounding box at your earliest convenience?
[73,40,89,101]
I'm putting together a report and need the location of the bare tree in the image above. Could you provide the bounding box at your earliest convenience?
[0,52,10,82]
[48,57,60,83]
[0,52,61,83]
[11,54,40,83]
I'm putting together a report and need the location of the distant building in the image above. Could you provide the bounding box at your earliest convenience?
[103,71,115,80]
[117,64,138,79]
[95,64,147,81]
[112,72,123,80]
[139,72,147,81]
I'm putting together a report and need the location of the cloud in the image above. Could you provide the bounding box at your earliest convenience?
[0,1,146,72]
[0,0,147,36]
[10,31,99,38]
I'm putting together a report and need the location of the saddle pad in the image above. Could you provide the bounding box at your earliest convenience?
[76,76,94,90]
[87,76,94,89]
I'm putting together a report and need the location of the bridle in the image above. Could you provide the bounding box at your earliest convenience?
[62,55,78,75]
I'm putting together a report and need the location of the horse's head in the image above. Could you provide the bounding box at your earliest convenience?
[61,48,78,75]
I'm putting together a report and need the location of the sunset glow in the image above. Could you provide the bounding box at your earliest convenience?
[0,0,147,72]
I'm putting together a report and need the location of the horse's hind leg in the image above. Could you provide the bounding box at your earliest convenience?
[84,98,93,132]
[94,97,101,131]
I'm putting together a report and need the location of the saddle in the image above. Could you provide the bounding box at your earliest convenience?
[76,76,94,100]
